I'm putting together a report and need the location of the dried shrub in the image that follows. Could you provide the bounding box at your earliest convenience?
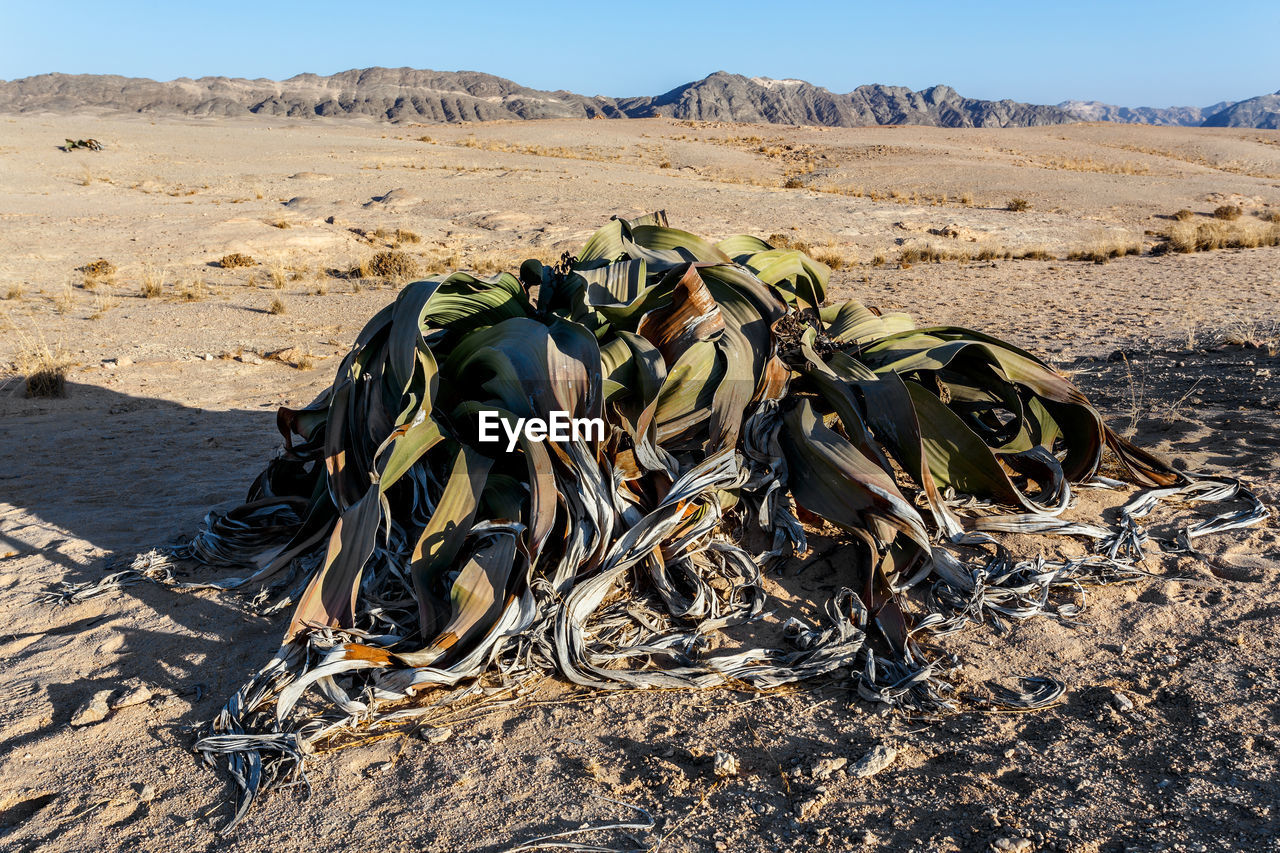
[1213,205,1242,221]
[219,253,256,269]
[1006,198,1030,212]
[78,259,117,278]
[360,251,420,281]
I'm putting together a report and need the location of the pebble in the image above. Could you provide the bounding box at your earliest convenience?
[70,690,113,726]
[1110,690,1135,712]
[810,756,847,781]
[237,352,265,365]
[849,744,897,778]
[111,684,153,710]
[993,838,1032,852]
[139,784,157,803]
[713,750,739,777]
[422,726,453,744]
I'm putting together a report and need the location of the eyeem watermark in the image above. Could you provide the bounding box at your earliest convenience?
[477,410,605,452]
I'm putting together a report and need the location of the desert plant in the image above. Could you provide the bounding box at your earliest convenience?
[270,219,292,230]
[1213,204,1242,221]
[86,213,1263,831]
[140,269,163,298]
[1007,198,1030,212]
[268,296,287,315]
[78,259,117,278]
[1172,209,1195,221]
[178,279,208,302]
[14,339,71,397]
[219,253,256,269]
[359,250,419,281]
[394,228,422,245]
[4,284,24,301]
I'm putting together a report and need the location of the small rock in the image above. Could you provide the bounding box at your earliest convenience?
[111,684,153,710]
[713,750,739,777]
[202,353,214,361]
[796,793,826,819]
[236,352,265,365]
[138,783,157,803]
[70,690,113,726]
[421,726,453,744]
[849,744,897,778]
[1107,349,1127,363]
[810,756,847,781]
[993,838,1032,853]
[1110,690,1134,712]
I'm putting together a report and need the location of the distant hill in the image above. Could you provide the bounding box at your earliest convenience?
[1202,92,1280,129]
[1,69,1274,129]
[1057,99,1235,127]
[0,68,1073,128]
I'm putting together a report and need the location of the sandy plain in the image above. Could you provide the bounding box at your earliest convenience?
[0,114,1278,853]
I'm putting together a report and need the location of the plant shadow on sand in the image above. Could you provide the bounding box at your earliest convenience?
[0,381,291,843]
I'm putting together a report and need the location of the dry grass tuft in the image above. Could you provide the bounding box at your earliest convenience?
[1006,198,1030,212]
[393,228,422,246]
[54,284,76,314]
[1172,209,1195,221]
[269,219,292,230]
[89,288,118,319]
[269,265,287,290]
[177,279,208,302]
[140,267,163,298]
[767,233,813,255]
[1066,237,1142,264]
[268,296,287,315]
[218,253,256,269]
[4,284,24,301]
[1213,204,1243,221]
[811,248,850,270]
[15,340,71,398]
[1159,219,1280,253]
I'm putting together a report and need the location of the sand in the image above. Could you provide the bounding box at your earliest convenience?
[0,114,1278,853]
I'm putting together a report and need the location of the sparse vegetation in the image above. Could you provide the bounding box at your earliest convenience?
[393,228,421,245]
[1007,198,1030,212]
[359,250,419,281]
[811,248,849,270]
[78,259,117,278]
[1213,204,1243,221]
[269,265,287,289]
[1172,209,1195,221]
[1158,219,1280,253]
[16,341,71,398]
[270,219,292,229]
[4,284,24,301]
[140,267,164,298]
[1066,238,1142,264]
[268,296,287,315]
[767,233,813,255]
[177,279,209,301]
[218,253,256,269]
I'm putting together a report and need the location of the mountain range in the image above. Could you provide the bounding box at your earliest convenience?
[0,68,1276,129]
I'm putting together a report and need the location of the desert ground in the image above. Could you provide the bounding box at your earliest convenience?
[1,114,1278,853]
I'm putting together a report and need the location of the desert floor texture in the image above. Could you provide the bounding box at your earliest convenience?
[1,115,1278,853]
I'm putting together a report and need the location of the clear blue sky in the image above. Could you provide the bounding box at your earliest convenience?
[4,0,1277,107]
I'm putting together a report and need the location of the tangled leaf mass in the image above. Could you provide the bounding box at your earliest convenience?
[74,213,1266,830]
